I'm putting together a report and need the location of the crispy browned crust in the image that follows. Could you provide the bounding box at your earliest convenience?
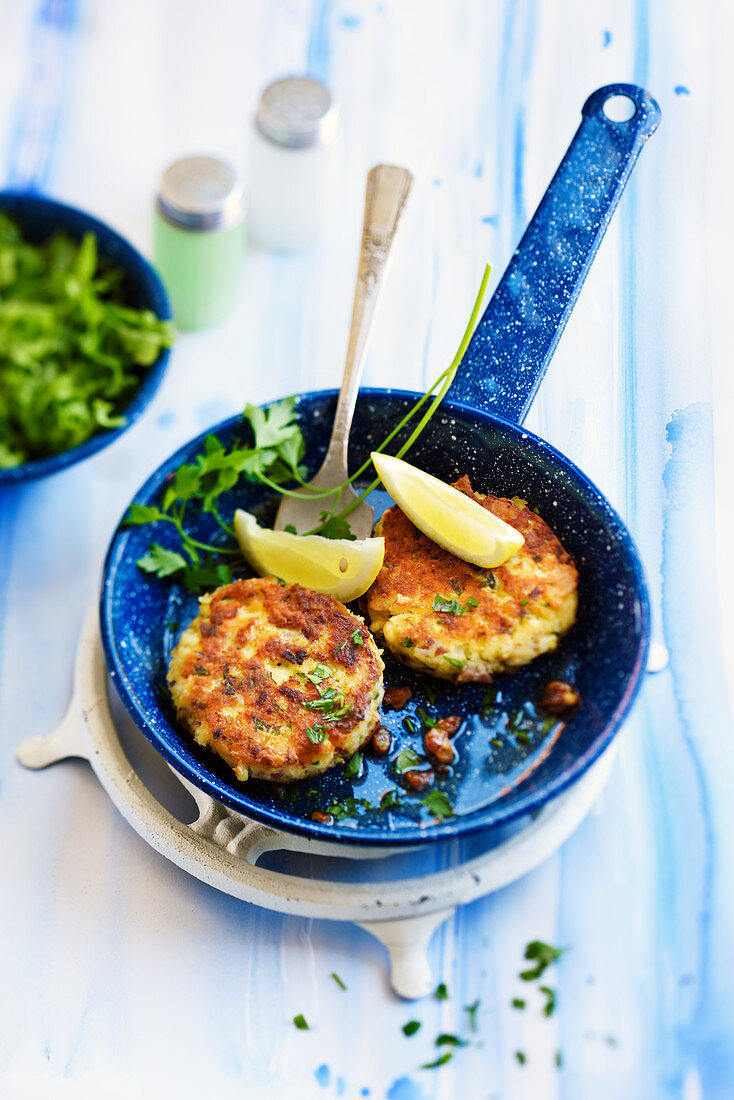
[362,476,579,681]
[168,578,384,783]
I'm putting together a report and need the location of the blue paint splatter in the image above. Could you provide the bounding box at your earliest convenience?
[481,214,499,227]
[602,29,612,47]
[197,399,235,427]
[340,13,362,28]
[432,178,442,187]
[674,84,690,95]
[336,1077,346,1096]
[307,0,334,82]
[314,1064,331,1087]
[361,1089,371,1097]
[157,411,176,428]
[5,0,79,191]
[387,1078,427,1100]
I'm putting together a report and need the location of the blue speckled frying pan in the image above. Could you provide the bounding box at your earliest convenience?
[101,84,660,847]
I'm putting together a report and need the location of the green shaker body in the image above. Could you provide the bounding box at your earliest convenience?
[154,212,245,331]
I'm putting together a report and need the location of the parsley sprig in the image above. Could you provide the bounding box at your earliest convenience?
[126,266,492,589]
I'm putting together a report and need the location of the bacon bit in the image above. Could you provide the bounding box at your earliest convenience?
[403,768,434,792]
[540,680,581,715]
[310,811,333,824]
[370,724,392,755]
[383,686,412,711]
[424,719,458,764]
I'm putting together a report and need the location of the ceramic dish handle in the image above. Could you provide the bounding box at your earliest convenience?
[449,83,661,424]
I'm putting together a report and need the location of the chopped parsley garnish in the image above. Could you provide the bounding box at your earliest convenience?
[331,973,347,991]
[512,997,526,1010]
[304,663,332,686]
[435,1033,467,1047]
[401,637,414,648]
[379,789,401,813]
[520,940,566,981]
[343,751,362,781]
[335,639,348,654]
[434,983,449,1001]
[351,629,363,645]
[480,684,498,720]
[304,685,351,720]
[394,748,424,774]
[193,666,210,676]
[480,571,497,589]
[416,707,437,728]
[444,656,465,670]
[519,597,529,607]
[421,1053,452,1070]
[540,986,556,1016]
[306,725,328,744]
[555,1050,563,1068]
[252,715,276,732]
[402,1020,421,1037]
[422,790,454,819]
[515,1051,526,1066]
[317,511,356,540]
[128,267,493,587]
[466,596,479,607]
[490,737,503,749]
[326,797,373,819]
[465,999,480,1031]
[403,717,418,735]
[293,1014,309,1030]
[432,595,465,615]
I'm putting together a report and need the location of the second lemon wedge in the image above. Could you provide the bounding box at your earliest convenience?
[234,510,385,602]
[371,452,524,567]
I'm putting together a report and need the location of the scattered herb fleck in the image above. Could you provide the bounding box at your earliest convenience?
[422,790,454,819]
[436,1033,467,1047]
[306,726,328,744]
[465,999,480,1031]
[331,973,347,991]
[379,789,402,813]
[445,656,465,670]
[432,594,465,615]
[293,1014,309,1030]
[394,748,424,774]
[435,983,449,1001]
[481,571,497,589]
[512,997,526,1010]
[515,1051,526,1066]
[466,596,479,607]
[403,716,418,735]
[343,751,362,781]
[193,666,210,676]
[416,707,437,728]
[335,639,348,654]
[540,986,556,1017]
[421,1053,452,1070]
[555,1050,563,1068]
[401,637,414,648]
[520,941,566,981]
[402,1020,421,1037]
[351,628,364,644]
[490,737,503,749]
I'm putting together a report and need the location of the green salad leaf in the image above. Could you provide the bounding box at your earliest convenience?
[0,212,175,467]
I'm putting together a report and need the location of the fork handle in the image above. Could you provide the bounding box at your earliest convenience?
[317,164,413,480]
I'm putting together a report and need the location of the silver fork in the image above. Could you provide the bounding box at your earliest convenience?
[274,163,413,539]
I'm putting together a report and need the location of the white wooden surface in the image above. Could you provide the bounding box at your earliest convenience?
[1,2,733,1097]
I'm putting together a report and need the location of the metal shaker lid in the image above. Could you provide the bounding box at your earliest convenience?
[255,77,337,149]
[156,156,245,231]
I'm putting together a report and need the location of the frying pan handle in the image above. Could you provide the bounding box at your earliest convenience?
[449,83,661,424]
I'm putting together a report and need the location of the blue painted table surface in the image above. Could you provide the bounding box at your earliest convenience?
[1,2,732,1098]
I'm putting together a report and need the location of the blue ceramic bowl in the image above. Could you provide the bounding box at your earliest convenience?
[0,191,172,485]
[100,390,650,847]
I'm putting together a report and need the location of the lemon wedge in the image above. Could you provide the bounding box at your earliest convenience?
[234,510,385,601]
[371,452,524,567]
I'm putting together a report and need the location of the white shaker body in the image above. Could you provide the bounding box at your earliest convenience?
[247,132,336,251]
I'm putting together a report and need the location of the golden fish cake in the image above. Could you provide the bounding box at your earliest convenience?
[167,577,384,784]
[362,475,578,682]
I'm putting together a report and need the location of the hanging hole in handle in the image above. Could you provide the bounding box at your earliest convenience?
[603,94,637,122]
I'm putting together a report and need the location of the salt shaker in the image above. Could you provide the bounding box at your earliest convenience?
[154,156,246,330]
[248,76,338,250]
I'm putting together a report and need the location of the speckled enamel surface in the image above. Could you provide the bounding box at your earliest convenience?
[101,390,649,844]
